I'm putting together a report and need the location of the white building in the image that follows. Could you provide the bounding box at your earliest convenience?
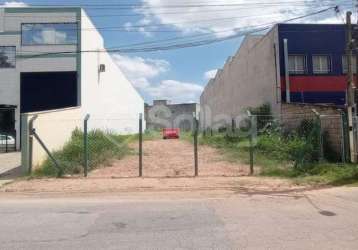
[0,7,144,149]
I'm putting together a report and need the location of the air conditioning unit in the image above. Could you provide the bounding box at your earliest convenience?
[99,64,106,73]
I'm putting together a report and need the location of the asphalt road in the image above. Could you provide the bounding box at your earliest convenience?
[1,187,358,250]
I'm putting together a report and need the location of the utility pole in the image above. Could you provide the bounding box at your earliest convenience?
[346,11,357,163]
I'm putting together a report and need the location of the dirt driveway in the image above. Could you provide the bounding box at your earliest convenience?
[90,139,250,178]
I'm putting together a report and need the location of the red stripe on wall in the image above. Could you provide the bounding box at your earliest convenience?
[281,76,348,92]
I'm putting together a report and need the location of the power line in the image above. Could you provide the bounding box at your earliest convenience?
[99,5,342,50]
[7,3,342,34]
[3,1,344,18]
[19,6,336,56]
[12,0,336,8]
[54,12,325,32]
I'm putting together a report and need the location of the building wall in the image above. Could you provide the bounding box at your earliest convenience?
[0,7,79,149]
[0,7,145,156]
[278,24,347,105]
[145,101,199,131]
[80,10,145,134]
[200,27,281,130]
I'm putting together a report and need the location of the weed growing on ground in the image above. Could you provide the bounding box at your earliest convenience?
[198,132,358,186]
[34,129,133,177]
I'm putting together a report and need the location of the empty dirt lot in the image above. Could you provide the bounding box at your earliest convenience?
[90,139,251,178]
[0,139,292,195]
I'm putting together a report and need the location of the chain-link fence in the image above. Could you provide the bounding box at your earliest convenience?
[30,114,199,178]
[139,118,198,178]
[85,116,141,178]
[24,114,142,178]
[26,109,349,178]
[199,112,348,176]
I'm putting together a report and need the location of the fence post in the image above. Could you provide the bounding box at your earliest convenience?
[83,114,90,177]
[139,113,143,177]
[312,109,323,162]
[247,111,254,175]
[193,113,199,177]
[231,118,236,135]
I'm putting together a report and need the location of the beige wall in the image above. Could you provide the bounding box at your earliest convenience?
[21,107,82,172]
[200,26,281,130]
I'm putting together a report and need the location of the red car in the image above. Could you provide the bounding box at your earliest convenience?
[163,128,180,139]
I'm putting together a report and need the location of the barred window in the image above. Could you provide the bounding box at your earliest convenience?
[288,55,305,74]
[313,55,331,74]
[0,46,16,68]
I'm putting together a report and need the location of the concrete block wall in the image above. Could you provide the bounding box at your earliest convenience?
[145,100,199,131]
[281,103,344,156]
[200,26,282,130]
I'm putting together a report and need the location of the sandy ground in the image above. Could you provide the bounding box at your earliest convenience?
[0,176,307,197]
[0,139,298,195]
[90,139,251,178]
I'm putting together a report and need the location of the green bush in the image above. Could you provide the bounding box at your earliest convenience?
[285,135,317,170]
[200,109,358,185]
[34,129,132,177]
[256,133,287,160]
[256,119,320,171]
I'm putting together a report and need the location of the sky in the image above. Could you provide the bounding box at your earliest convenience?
[0,0,355,104]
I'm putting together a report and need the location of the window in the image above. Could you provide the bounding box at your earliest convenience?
[21,23,78,45]
[0,46,16,68]
[288,55,305,74]
[342,55,357,74]
[313,55,331,74]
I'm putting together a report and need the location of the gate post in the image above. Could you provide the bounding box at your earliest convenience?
[312,109,323,162]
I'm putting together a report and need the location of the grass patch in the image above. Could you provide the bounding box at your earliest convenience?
[198,132,358,186]
[34,129,133,177]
